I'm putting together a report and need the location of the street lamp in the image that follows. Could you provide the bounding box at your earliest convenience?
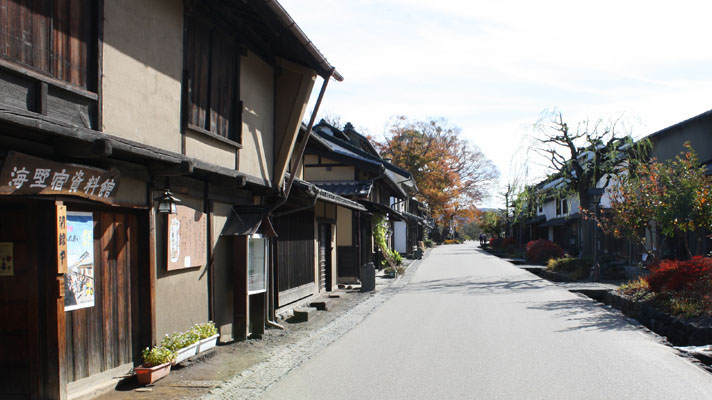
[154,188,181,214]
[588,187,605,281]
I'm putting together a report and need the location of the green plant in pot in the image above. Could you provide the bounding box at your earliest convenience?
[135,346,174,385]
[191,321,218,340]
[142,346,175,367]
[161,331,199,353]
[161,330,200,364]
[192,321,220,353]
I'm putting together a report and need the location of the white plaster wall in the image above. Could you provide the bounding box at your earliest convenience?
[394,221,407,254]
[336,206,352,246]
[305,166,355,182]
[184,132,236,169]
[568,195,580,215]
[211,202,234,342]
[155,195,209,338]
[543,200,557,220]
[102,0,183,153]
[114,176,146,207]
[240,52,274,185]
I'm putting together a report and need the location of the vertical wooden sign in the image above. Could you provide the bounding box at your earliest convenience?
[56,204,67,275]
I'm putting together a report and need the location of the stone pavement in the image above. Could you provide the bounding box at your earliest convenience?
[90,252,428,400]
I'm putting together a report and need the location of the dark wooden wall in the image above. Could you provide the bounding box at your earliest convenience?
[274,210,314,293]
[64,211,139,383]
[337,246,358,278]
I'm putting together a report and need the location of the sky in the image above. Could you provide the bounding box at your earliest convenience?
[280,0,712,208]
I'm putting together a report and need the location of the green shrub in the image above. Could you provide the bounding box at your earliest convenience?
[618,277,654,301]
[547,257,591,280]
[142,346,175,367]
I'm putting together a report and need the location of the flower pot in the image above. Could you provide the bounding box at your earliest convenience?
[173,342,198,364]
[197,334,219,353]
[135,362,171,385]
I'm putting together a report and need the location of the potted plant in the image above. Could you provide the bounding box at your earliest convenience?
[161,331,199,364]
[134,346,174,385]
[193,321,219,353]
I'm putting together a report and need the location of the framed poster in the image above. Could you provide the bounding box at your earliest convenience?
[248,234,268,294]
[166,205,207,271]
[0,242,13,276]
[64,212,95,311]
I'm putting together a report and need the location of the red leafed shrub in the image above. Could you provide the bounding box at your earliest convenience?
[489,237,503,248]
[646,257,712,293]
[525,239,565,265]
[501,237,518,249]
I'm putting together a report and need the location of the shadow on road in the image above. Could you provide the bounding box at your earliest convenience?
[526,298,641,333]
[402,276,548,295]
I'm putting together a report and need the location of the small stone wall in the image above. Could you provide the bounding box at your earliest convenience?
[597,291,712,346]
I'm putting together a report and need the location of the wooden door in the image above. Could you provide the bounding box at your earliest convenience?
[274,211,315,294]
[0,203,40,398]
[64,211,140,382]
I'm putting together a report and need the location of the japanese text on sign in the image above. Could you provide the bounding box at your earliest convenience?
[0,152,120,203]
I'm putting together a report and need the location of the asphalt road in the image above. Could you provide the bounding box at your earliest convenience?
[261,243,712,399]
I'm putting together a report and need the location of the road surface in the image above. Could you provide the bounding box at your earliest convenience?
[261,243,712,399]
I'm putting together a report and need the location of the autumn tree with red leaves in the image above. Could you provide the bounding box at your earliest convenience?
[374,116,499,225]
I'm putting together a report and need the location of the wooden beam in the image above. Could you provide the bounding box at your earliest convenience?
[55,138,112,159]
[150,160,194,176]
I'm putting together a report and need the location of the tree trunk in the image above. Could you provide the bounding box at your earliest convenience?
[579,191,594,259]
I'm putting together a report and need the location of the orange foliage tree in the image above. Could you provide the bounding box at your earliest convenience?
[373,116,498,225]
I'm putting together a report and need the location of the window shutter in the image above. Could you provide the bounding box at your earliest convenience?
[186,20,210,130]
[209,34,236,139]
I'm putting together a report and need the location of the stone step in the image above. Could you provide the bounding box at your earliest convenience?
[291,307,317,322]
[308,300,330,311]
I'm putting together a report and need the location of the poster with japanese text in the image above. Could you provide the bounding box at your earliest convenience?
[64,212,95,311]
[0,242,13,276]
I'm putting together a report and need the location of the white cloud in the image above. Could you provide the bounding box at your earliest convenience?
[280,0,712,207]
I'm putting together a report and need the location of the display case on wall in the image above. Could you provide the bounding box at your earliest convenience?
[247,234,268,294]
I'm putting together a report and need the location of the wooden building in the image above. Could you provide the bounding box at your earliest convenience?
[0,0,340,398]
[305,120,419,279]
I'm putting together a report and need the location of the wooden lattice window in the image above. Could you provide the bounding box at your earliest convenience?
[0,0,97,90]
[184,16,240,142]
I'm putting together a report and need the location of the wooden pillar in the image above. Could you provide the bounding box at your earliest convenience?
[145,207,157,345]
[43,201,67,399]
[233,235,248,340]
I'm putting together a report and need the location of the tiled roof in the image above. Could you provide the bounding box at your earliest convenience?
[313,181,373,198]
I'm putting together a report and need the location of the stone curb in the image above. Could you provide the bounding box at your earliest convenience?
[594,290,712,346]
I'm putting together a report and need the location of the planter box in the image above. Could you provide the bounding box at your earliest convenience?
[173,342,198,364]
[197,334,219,353]
[135,362,171,385]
